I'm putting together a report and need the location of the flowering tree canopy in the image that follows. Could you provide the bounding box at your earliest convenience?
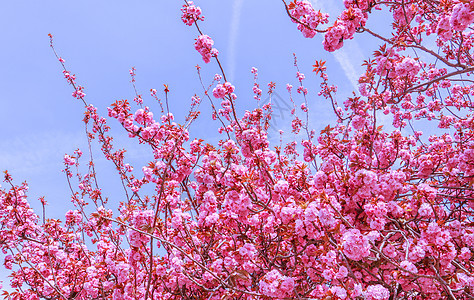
[2,0,474,299]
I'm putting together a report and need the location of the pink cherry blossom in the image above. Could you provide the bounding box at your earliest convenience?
[194,35,218,63]
[365,284,390,300]
[450,3,474,32]
[341,229,371,261]
[181,1,204,26]
[4,2,474,299]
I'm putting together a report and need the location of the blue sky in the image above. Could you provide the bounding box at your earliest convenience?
[0,0,377,288]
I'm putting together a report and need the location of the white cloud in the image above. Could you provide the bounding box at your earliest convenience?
[0,131,85,175]
[227,0,244,82]
[0,128,156,178]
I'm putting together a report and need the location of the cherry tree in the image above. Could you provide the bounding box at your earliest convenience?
[2,0,474,299]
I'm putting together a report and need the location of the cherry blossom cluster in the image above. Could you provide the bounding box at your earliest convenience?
[251,67,262,101]
[194,35,218,64]
[2,1,474,299]
[323,7,367,51]
[287,0,329,38]
[180,1,204,26]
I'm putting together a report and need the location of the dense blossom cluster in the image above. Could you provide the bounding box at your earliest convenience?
[323,7,367,51]
[287,0,329,38]
[194,35,218,64]
[180,1,204,26]
[449,2,474,32]
[212,82,235,99]
[2,0,474,299]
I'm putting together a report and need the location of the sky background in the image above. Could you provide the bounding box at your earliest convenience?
[0,0,388,290]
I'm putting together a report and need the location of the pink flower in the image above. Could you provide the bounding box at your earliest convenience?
[450,3,474,32]
[239,243,257,259]
[204,212,219,225]
[418,203,434,218]
[393,5,414,26]
[212,82,234,99]
[352,115,366,130]
[436,15,453,41]
[323,21,347,51]
[303,197,319,219]
[296,71,305,82]
[344,0,372,10]
[181,2,204,26]
[323,8,366,52]
[459,247,472,261]
[4,255,13,270]
[289,1,329,38]
[409,244,426,262]
[65,209,82,225]
[365,284,390,300]
[194,35,218,63]
[383,243,398,259]
[417,155,434,178]
[394,57,421,77]
[330,286,347,299]
[336,266,348,279]
[400,260,417,275]
[63,154,76,166]
[341,229,371,261]
[352,284,363,297]
[259,270,295,298]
